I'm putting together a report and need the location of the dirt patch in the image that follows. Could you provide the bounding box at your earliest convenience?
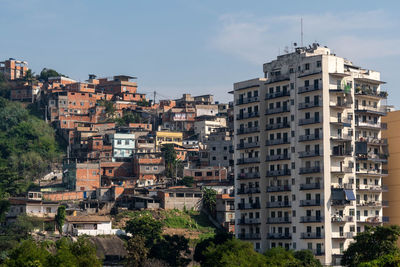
[162,228,202,239]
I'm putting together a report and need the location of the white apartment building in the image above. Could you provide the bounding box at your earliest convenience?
[110,133,135,161]
[233,44,389,266]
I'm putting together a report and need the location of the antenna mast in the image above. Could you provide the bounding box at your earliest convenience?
[301,18,304,47]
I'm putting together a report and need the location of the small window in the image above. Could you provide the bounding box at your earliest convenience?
[176,193,185,198]
[194,193,202,198]
[195,172,202,176]
[206,172,213,176]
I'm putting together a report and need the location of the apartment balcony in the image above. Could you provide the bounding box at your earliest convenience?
[331,183,354,190]
[331,199,351,206]
[300,199,323,207]
[299,134,322,142]
[360,137,388,146]
[266,169,291,177]
[356,153,388,163]
[298,100,322,110]
[236,157,260,165]
[267,233,292,239]
[237,187,261,195]
[237,172,260,180]
[299,117,321,126]
[301,232,324,239]
[265,106,290,115]
[266,154,290,161]
[298,150,322,158]
[266,201,291,208]
[298,85,322,94]
[312,249,325,256]
[356,184,388,192]
[299,166,321,174]
[357,216,389,224]
[356,121,387,130]
[331,215,354,223]
[266,122,290,131]
[265,90,290,100]
[331,134,352,142]
[356,200,389,207]
[237,142,260,150]
[330,101,352,109]
[265,138,290,146]
[300,216,324,223]
[237,218,261,225]
[237,126,260,135]
[332,232,354,239]
[238,233,261,240]
[266,185,291,192]
[329,85,352,94]
[236,96,260,106]
[355,105,387,116]
[355,88,388,99]
[236,111,259,120]
[356,168,388,177]
[331,167,353,174]
[330,118,352,127]
[300,183,323,190]
[238,202,261,210]
[331,150,352,157]
[266,217,291,224]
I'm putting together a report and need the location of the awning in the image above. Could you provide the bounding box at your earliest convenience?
[344,189,356,201]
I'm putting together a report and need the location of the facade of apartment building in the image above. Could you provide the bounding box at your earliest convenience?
[155,131,183,151]
[233,44,388,265]
[0,58,28,80]
[110,133,135,161]
[194,117,227,141]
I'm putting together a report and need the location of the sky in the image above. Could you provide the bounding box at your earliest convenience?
[1,0,399,105]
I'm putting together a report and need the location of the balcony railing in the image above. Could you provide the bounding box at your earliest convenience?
[312,249,325,256]
[331,134,352,141]
[356,184,388,192]
[356,168,388,176]
[236,111,259,120]
[237,157,260,165]
[266,154,290,161]
[330,117,352,127]
[266,122,290,131]
[237,218,261,224]
[331,167,353,174]
[300,183,322,190]
[299,166,321,174]
[238,202,261,210]
[238,233,261,240]
[299,117,321,125]
[300,199,323,206]
[237,126,259,135]
[331,216,354,223]
[357,200,389,207]
[300,216,323,223]
[359,137,388,146]
[265,90,290,100]
[237,187,261,195]
[329,85,352,94]
[265,138,290,146]
[298,85,322,94]
[299,150,322,158]
[237,142,260,149]
[355,88,388,98]
[332,150,352,157]
[267,233,292,239]
[299,134,321,142]
[355,105,387,116]
[298,101,322,110]
[265,106,290,115]
[357,216,389,223]
[330,101,352,108]
[331,199,351,206]
[267,217,291,224]
[356,153,388,163]
[301,232,324,239]
[236,96,259,105]
[267,169,291,177]
[237,172,260,180]
[332,232,354,239]
[356,121,387,129]
[266,185,291,192]
[266,201,291,208]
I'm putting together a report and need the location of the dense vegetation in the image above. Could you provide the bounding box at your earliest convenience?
[0,97,62,199]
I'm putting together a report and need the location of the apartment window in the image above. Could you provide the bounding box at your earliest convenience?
[305,63,310,70]
[291,131,295,137]
[292,210,296,217]
[291,162,295,169]
[125,140,130,145]
[212,156,216,160]
[195,172,202,176]
[117,140,122,145]
[316,61,321,68]
[92,171,97,175]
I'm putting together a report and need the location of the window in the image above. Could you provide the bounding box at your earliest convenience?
[195,172,202,176]
[117,140,122,145]
[206,172,213,176]
[176,193,184,198]
[316,61,321,67]
[125,140,130,145]
[305,63,310,70]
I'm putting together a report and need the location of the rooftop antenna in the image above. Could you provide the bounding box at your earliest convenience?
[301,18,304,47]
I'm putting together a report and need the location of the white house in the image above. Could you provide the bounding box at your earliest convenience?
[63,215,125,236]
[110,133,135,161]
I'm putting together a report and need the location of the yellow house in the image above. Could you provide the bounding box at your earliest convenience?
[382,111,400,233]
[155,131,183,151]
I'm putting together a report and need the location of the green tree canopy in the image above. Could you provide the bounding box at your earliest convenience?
[179,176,194,187]
[150,234,191,267]
[125,214,164,248]
[194,231,234,263]
[161,144,177,178]
[55,206,66,233]
[202,187,217,214]
[125,235,149,267]
[342,225,400,267]
[38,68,64,81]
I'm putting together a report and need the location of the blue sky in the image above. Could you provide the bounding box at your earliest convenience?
[1,0,399,105]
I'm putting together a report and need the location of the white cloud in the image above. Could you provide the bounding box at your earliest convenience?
[211,10,400,64]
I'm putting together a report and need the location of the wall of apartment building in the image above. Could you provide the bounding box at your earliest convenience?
[43,191,85,201]
[158,190,203,210]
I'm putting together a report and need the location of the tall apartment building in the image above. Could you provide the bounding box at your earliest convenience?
[233,44,388,265]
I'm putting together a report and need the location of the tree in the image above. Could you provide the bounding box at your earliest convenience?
[125,236,149,267]
[150,235,191,267]
[293,250,322,267]
[49,238,78,267]
[125,214,164,248]
[194,231,234,263]
[0,199,10,223]
[202,187,217,214]
[4,239,51,267]
[342,225,400,267]
[38,68,62,81]
[98,100,116,118]
[161,144,177,178]
[202,238,267,267]
[264,247,299,266]
[55,206,66,234]
[69,237,102,267]
[179,176,194,187]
